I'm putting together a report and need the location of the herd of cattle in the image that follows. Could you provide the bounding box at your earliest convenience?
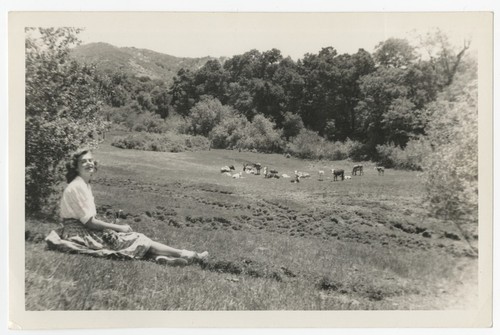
[220,163,385,182]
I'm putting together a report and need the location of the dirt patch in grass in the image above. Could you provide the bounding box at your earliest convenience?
[92,174,473,257]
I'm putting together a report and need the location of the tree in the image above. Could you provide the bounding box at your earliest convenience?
[150,85,172,118]
[420,75,478,237]
[26,27,108,216]
[282,112,305,140]
[373,38,417,68]
[187,96,234,137]
[194,59,229,103]
[170,68,197,116]
[299,47,341,134]
[238,115,284,152]
[419,29,471,87]
[209,113,248,149]
[324,119,336,141]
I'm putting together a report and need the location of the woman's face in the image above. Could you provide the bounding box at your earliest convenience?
[77,152,96,179]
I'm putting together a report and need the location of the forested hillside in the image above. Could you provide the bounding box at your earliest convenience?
[71,42,221,85]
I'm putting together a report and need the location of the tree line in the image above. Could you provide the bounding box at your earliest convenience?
[97,32,472,157]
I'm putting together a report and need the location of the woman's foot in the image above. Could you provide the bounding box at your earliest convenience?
[180,250,209,263]
[196,251,209,261]
[155,255,188,267]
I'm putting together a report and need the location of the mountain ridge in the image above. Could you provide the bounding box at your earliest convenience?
[71,42,223,85]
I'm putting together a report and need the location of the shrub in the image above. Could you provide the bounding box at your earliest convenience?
[25,28,108,217]
[237,115,285,153]
[327,139,366,161]
[163,113,191,134]
[282,112,305,140]
[187,96,234,136]
[111,132,210,152]
[420,78,478,223]
[286,129,324,159]
[287,130,365,161]
[131,112,169,133]
[376,140,429,170]
[209,113,249,149]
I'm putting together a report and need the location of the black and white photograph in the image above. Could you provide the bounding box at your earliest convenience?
[5,7,494,331]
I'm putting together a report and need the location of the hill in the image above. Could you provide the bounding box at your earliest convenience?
[71,42,222,85]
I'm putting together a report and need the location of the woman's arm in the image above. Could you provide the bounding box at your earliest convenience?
[85,217,133,233]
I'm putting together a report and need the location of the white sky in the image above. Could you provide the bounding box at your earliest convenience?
[74,12,483,59]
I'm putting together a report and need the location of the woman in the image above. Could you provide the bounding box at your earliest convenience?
[45,149,208,266]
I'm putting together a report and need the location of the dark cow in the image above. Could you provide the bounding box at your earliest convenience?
[243,162,262,175]
[352,164,364,176]
[375,166,385,175]
[331,169,345,181]
[263,166,279,179]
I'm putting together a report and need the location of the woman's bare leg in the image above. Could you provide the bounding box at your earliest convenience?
[148,241,209,262]
[147,241,183,257]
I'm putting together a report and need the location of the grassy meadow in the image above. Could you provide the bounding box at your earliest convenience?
[25,139,478,310]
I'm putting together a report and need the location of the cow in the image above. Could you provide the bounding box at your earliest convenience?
[331,169,345,181]
[243,162,262,175]
[375,166,385,175]
[352,164,364,176]
[263,166,279,179]
[221,165,235,173]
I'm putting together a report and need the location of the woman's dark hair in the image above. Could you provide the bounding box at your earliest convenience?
[65,149,98,183]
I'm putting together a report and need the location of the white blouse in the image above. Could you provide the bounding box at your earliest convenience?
[60,176,97,224]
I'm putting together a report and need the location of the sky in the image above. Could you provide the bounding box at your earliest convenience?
[73,12,484,60]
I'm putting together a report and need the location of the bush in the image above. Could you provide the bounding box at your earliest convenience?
[376,140,429,170]
[287,130,365,161]
[286,129,324,159]
[209,113,249,149]
[282,112,305,140]
[237,115,285,153]
[420,78,478,223]
[131,112,169,133]
[111,132,210,152]
[187,96,234,136]
[25,28,108,217]
[163,113,191,134]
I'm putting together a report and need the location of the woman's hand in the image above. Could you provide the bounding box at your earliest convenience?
[117,224,133,233]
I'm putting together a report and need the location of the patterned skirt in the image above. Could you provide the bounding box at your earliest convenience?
[45,218,152,259]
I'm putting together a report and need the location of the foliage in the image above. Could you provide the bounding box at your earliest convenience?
[162,113,191,134]
[376,140,429,170]
[373,38,417,68]
[209,113,249,149]
[111,132,210,152]
[418,28,472,87]
[286,129,325,159]
[299,48,376,139]
[282,112,305,140]
[68,32,474,164]
[420,76,478,223]
[187,96,235,137]
[287,130,364,161]
[131,112,169,133]
[237,115,284,152]
[25,27,108,216]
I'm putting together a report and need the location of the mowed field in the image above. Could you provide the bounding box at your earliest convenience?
[25,139,478,311]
